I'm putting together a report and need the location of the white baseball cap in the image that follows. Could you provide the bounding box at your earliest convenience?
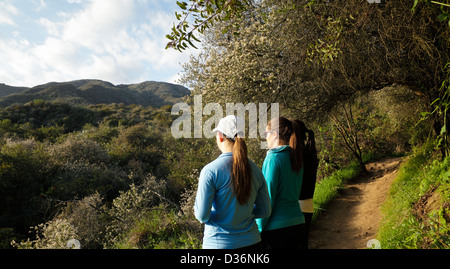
[212,115,245,140]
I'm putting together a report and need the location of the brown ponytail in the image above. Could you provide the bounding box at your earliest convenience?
[230,136,252,205]
[268,117,303,173]
[289,120,303,173]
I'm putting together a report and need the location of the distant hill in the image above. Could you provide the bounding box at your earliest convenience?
[0,80,190,108]
[0,83,29,98]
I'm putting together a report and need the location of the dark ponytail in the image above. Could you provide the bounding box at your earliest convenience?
[229,136,252,205]
[295,120,318,166]
[295,120,319,200]
[269,117,303,173]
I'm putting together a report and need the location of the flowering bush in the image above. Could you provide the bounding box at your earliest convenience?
[12,218,78,249]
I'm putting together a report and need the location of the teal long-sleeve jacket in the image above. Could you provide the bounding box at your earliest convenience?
[256,146,304,232]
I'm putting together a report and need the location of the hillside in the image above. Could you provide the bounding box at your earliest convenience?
[0,83,29,98]
[0,80,190,108]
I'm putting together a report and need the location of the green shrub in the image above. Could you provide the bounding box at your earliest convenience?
[0,139,52,233]
[112,208,202,249]
[0,228,23,249]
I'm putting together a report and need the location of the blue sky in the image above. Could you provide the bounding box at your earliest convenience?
[0,0,198,87]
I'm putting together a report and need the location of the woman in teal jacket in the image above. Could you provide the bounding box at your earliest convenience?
[256,117,305,249]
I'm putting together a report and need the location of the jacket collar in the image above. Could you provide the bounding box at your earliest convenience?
[268,145,290,153]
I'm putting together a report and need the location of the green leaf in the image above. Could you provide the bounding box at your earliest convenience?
[431,97,441,106]
[165,42,173,50]
[190,33,201,42]
[215,0,221,10]
[172,25,181,37]
[187,38,198,49]
[412,0,419,12]
[177,1,188,10]
[440,124,447,135]
[438,12,448,22]
[442,170,450,181]
[421,111,431,117]
[175,12,182,21]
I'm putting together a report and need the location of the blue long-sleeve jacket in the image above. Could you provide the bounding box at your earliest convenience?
[194,152,271,249]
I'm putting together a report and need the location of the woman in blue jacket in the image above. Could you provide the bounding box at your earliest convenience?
[194,115,271,249]
[256,117,305,249]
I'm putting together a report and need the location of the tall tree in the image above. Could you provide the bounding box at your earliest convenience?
[171,0,450,159]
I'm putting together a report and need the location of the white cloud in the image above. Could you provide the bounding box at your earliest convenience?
[33,0,47,11]
[67,0,84,3]
[62,0,135,49]
[0,2,18,25]
[0,0,199,87]
[38,17,60,36]
[0,39,45,86]
[33,38,81,72]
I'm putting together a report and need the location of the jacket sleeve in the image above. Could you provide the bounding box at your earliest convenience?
[256,155,280,231]
[194,168,215,223]
[252,168,271,219]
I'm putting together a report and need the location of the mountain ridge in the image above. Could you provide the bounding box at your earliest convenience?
[0,79,190,108]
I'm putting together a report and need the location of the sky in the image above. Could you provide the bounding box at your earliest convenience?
[0,0,198,87]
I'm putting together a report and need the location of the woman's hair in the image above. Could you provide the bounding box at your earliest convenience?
[268,117,303,173]
[295,120,318,165]
[227,135,252,205]
[295,120,319,200]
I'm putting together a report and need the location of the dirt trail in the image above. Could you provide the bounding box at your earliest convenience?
[308,157,403,249]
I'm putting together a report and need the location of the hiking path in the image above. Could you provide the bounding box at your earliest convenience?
[308,157,403,249]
